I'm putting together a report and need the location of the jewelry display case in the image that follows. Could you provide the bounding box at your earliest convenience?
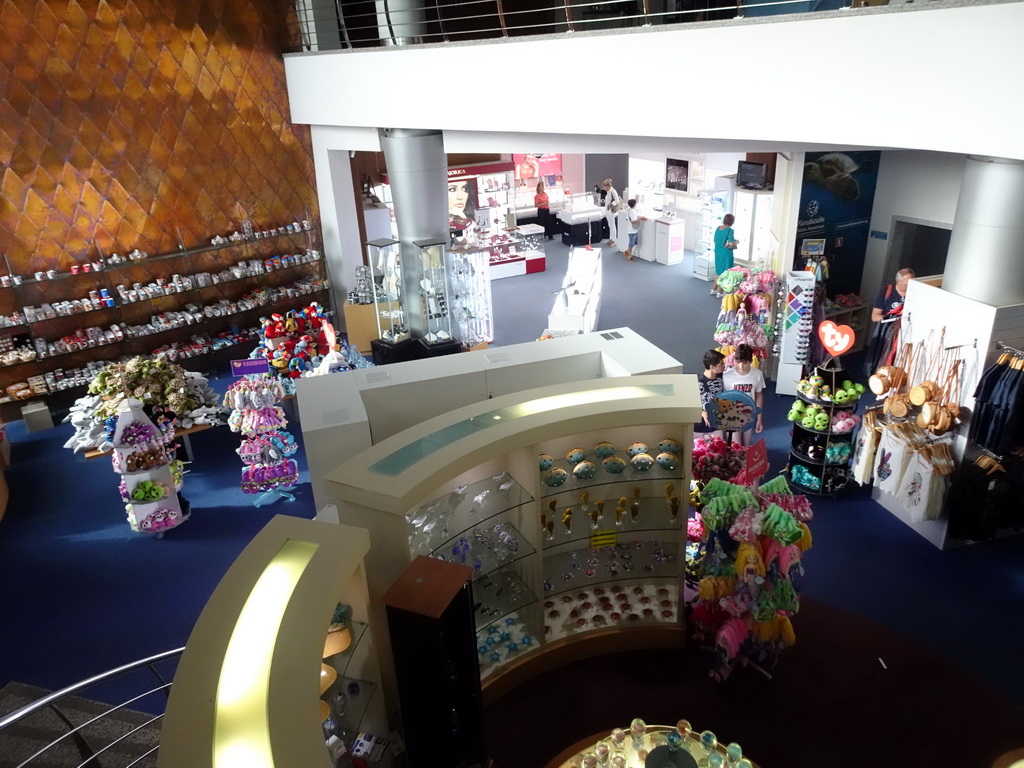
[412,238,454,346]
[447,248,494,349]
[366,238,408,345]
[324,374,701,712]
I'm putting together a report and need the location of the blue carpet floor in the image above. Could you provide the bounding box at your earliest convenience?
[1,240,1023,725]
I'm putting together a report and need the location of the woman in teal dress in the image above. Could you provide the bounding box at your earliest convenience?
[712,213,738,296]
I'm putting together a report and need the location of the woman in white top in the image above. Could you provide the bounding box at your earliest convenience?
[602,179,620,247]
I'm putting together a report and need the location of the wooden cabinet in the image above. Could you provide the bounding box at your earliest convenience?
[342,301,391,355]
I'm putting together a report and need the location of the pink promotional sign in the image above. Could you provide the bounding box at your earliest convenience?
[745,438,769,479]
[513,153,562,180]
[670,235,683,252]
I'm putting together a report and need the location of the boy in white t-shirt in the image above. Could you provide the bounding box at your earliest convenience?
[624,199,646,262]
[722,343,765,445]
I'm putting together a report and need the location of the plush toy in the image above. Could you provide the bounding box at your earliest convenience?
[818,384,832,403]
[813,411,830,431]
[833,388,850,405]
[830,410,862,434]
[787,400,805,421]
[270,349,288,372]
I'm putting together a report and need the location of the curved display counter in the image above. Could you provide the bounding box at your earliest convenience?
[324,374,701,715]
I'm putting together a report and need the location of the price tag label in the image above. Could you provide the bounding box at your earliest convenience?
[590,531,617,548]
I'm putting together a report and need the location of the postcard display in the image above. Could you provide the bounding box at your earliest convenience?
[325,376,700,695]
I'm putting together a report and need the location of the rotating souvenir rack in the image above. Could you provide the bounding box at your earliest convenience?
[689,475,812,682]
[224,374,299,507]
[111,398,188,536]
[783,358,864,496]
[713,266,776,368]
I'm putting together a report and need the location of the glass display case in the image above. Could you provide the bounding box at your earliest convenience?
[405,474,539,677]
[732,189,775,266]
[548,248,602,334]
[447,248,494,349]
[694,189,730,281]
[366,238,409,344]
[412,238,454,345]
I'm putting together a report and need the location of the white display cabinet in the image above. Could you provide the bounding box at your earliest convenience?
[474,170,515,233]
[732,189,775,266]
[447,247,494,348]
[694,189,731,282]
[296,327,684,513]
[654,217,686,265]
[547,247,602,334]
[323,375,701,711]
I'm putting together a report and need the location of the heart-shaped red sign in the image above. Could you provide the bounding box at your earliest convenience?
[818,320,855,356]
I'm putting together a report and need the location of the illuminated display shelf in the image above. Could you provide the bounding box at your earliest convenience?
[325,374,700,707]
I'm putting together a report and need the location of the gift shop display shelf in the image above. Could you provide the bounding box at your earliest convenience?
[320,618,380,740]
[324,375,700,712]
[784,394,860,497]
[0,219,331,416]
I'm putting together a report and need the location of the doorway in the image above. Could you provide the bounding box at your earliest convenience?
[885,216,952,281]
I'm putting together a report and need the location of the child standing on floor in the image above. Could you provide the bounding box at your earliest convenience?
[624,199,646,262]
[722,343,765,445]
[697,349,726,435]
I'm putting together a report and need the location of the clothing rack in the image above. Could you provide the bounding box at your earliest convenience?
[995,341,1024,356]
[944,339,977,351]
[880,311,908,326]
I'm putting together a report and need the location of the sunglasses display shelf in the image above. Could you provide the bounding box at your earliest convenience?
[0,218,329,417]
[784,365,861,497]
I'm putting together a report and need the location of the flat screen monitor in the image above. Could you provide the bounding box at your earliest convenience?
[665,158,689,192]
[737,161,767,190]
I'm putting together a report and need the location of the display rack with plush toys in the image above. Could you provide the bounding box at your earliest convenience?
[110,398,189,536]
[254,301,372,388]
[713,266,776,368]
[223,374,299,507]
[784,359,865,495]
[689,474,812,682]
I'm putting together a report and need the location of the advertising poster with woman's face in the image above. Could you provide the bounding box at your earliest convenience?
[514,153,562,181]
[448,177,477,225]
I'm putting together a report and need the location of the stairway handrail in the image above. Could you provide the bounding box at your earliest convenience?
[0,646,185,730]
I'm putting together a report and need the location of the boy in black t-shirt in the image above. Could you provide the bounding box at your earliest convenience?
[696,349,726,434]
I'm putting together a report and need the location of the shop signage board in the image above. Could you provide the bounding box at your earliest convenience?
[590,531,617,548]
[231,358,270,376]
[818,320,855,356]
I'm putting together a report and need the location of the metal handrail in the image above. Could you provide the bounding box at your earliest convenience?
[0,647,183,729]
[287,0,830,51]
[0,647,185,768]
[287,0,980,53]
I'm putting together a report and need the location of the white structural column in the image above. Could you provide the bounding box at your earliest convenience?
[943,156,1024,307]
[376,0,428,44]
[378,127,450,338]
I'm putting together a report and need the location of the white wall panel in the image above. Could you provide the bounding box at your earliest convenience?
[286,4,1024,161]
